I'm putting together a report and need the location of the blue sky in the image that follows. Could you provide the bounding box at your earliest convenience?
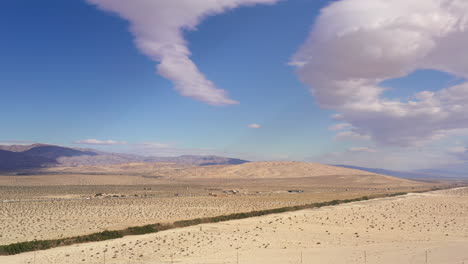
[2,0,468,170]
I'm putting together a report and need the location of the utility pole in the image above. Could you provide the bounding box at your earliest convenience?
[301,251,303,264]
[236,250,239,264]
[364,251,367,264]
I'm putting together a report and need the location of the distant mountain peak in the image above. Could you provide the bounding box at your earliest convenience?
[0,143,249,171]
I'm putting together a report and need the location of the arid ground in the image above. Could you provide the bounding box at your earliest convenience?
[1,187,468,264]
[0,162,434,245]
[0,161,464,263]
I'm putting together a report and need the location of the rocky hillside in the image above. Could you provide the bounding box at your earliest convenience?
[0,149,56,171]
[0,144,249,171]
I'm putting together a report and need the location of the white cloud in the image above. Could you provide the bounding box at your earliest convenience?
[348,147,377,153]
[0,140,36,145]
[74,139,127,145]
[292,0,468,146]
[87,0,279,105]
[448,146,466,153]
[248,123,262,129]
[328,123,351,131]
[138,142,172,148]
[334,131,370,141]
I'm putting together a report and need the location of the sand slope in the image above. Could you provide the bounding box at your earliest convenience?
[0,161,422,187]
[167,161,382,178]
[42,161,418,182]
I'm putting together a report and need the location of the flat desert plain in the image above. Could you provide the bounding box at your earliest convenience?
[0,161,463,264]
[1,187,468,264]
[0,162,432,245]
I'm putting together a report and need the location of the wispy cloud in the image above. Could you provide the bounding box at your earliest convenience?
[348,147,377,153]
[0,140,36,145]
[248,124,262,129]
[328,123,351,131]
[138,142,172,148]
[292,0,468,146]
[334,131,370,142]
[86,0,279,105]
[448,146,466,154]
[74,139,127,145]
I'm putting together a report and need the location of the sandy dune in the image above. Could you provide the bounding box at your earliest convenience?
[2,187,467,264]
[160,161,388,179]
[0,161,421,186]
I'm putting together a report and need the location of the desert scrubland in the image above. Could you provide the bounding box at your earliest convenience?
[0,177,429,245]
[0,161,463,264]
[1,187,467,264]
[0,162,433,245]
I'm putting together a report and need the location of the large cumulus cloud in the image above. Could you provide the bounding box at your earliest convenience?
[292,0,468,146]
[87,0,279,105]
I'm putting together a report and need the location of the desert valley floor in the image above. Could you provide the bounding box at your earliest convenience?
[0,161,467,263]
[1,187,468,263]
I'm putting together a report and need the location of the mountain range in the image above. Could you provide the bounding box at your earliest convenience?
[0,144,248,171]
[1,144,466,179]
[335,165,467,179]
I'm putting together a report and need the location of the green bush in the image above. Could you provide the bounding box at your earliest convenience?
[75,230,123,243]
[387,192,408,197]
[127,225,158,235]
[0,240,53,255]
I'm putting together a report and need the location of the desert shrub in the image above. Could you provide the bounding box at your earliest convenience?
[127,225,158,235]
[327,200,341,206]
[387,192,408,197]
[174,218,204,227]
[75,230,123,243]
[0,240,54,255]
